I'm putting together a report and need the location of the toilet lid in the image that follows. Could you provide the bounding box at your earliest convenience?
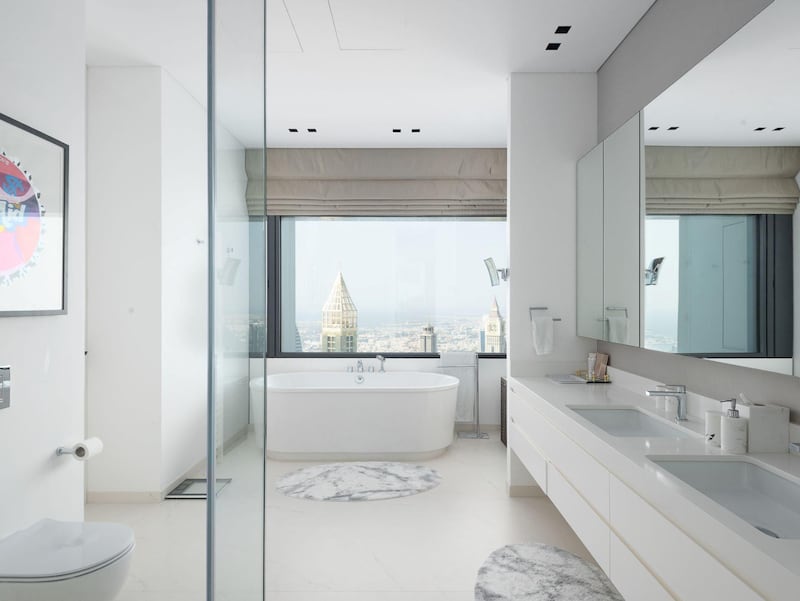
[0,519,135,580]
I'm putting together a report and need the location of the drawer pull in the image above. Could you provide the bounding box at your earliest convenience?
[510,416,516,424]
[510,386,516,392]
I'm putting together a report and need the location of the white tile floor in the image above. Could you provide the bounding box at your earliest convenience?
[87,431,589,601]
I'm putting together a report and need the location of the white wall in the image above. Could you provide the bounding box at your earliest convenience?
[160,71,210,491]
[215,126,250,448]
[253,358,506,426]
[0,0,87,539]
[87,67,246,499]
[507,73,598,378]
[87,67,164,498]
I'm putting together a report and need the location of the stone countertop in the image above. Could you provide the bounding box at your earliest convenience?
[508,370,800,600]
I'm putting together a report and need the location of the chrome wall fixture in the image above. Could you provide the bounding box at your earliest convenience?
[484,257,509,286]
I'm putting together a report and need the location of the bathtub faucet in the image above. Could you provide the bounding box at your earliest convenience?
[356,360,364,373]
[376,355,386,372]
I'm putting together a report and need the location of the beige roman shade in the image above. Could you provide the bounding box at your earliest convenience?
[245,148,507,217]
[646,146,800,215]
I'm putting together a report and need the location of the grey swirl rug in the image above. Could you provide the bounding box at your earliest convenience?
[275,461,442,501]
[475,544,623,600]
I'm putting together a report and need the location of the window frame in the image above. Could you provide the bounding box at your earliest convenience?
[264,215,507,360]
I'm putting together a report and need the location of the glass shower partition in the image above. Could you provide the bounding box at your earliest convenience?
[207,0,266,599]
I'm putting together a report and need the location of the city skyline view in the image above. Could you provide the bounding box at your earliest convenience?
[287,217,508,317]
[281,217,508,352]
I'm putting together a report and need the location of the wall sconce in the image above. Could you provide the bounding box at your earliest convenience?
[645,256,664,286]
[484,257,509,287]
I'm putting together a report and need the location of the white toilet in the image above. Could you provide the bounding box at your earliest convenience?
[0,519,135,601]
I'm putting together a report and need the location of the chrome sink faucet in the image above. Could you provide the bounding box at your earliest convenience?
[376,355,386,373]
[646,384,688,422]
[356,360,364,373]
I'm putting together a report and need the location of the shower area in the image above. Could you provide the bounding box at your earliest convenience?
[83,1,268,599]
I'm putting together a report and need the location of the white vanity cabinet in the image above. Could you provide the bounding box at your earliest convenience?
[507,377,772,601]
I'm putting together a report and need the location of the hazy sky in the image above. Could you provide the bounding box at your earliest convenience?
[644,217,680,341]
[288,218,507,322]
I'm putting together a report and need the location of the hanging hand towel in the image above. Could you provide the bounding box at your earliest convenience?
[607,316,628,344]
[531,317,554,355]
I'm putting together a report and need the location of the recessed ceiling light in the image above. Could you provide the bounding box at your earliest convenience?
[288,128,298,133]
[667,126,679,131]
[754,127,766,131]
[307,128,317,133]
[555,25,571,34]
[546,42,561,51]
[648,126,659,131]
[392,128,401,133]
[411,128,421,133]
[773,127,785,131]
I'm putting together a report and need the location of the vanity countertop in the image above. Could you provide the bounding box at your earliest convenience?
[508,373,800,597]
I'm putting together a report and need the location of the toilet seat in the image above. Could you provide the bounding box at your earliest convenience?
[0,519,135,583]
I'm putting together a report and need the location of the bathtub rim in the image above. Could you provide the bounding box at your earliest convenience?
[255,372,460,394]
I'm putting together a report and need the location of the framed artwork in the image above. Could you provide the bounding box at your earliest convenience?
[0,113,68,316]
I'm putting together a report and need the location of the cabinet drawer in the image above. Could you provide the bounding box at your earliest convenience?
[508,419,547,490]
[609,532,674,601]
[610,476,765,601]
[548,463,610,574]
[508,385,609,519]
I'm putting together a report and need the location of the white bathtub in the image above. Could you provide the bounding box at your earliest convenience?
[249,372,459,460]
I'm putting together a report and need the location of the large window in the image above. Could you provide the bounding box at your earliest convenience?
[273,217,507,355]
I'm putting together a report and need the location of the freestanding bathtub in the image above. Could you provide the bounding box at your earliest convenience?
[249,372,459,460]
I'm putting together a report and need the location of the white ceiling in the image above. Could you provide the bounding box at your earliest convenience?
[87,0,656,148]
[644,0,800,146]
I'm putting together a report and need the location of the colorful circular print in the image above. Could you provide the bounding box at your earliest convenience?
[0,153,42,279]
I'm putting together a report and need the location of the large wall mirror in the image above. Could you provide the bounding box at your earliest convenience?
[578,0,800,377]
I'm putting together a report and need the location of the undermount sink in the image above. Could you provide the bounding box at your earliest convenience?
[568,406,696,439]
[650,457,800,540]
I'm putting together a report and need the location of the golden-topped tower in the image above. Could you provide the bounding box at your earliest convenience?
[320,272,358,352]
[482,297,506,353]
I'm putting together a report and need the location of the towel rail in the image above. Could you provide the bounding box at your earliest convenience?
[529,306,562,322]
[605,306,629,318]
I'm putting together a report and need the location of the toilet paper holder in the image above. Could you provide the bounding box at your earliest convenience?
[56,446,85,457]
[56,437,104,460]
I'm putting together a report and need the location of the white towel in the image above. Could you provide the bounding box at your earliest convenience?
[607,316,628,344]
[438,352,476,368]
[531,317,554,355]
[438,352,477,422]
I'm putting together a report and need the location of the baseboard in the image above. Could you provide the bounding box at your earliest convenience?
[86,491,162,504]
[507,484,545,497]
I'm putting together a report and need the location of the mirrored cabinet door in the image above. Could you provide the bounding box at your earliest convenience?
[602,113,642,346]
[577,143,604,339]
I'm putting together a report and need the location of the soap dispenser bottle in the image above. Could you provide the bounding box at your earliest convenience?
[719,398,748,454]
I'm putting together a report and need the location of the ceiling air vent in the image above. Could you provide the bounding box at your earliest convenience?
[546,42,561,51]
[555,25,571,34]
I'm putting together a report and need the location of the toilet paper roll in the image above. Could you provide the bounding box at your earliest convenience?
[68,437,104,461]
[705,411,723,447]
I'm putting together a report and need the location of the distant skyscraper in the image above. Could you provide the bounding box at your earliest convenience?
[420,323,437,352]
[320,272,358,352]
[481,297,506,353]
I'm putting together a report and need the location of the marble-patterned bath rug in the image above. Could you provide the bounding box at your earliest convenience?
[275,462,441,501]
[474,543,623,601]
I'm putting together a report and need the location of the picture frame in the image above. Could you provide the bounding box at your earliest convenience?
[0,112,68,316]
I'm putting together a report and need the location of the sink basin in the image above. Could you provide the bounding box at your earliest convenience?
[650,457,800,539]
[568,407,696,439]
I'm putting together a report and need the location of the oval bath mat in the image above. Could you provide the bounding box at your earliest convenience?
[275,461,442,501]
[475,543,623,600]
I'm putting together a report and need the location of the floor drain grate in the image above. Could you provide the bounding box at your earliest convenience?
[166,478,232,499]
